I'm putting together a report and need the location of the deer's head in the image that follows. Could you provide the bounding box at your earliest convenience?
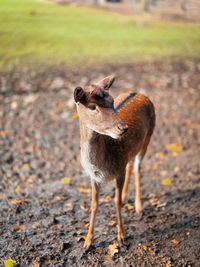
[74,76,128,139]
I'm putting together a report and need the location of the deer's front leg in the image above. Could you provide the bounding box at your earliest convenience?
[116,174,125,245]
[84,180,100,250]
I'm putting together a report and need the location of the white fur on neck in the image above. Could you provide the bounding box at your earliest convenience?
[80,128,105,183]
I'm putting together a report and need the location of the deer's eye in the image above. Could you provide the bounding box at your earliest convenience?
[88,104,96,110]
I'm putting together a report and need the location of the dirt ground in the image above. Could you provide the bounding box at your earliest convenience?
[0,60,200,267]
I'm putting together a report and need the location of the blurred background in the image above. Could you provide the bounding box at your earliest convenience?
[0,0,200,68]
[0,1,200,266]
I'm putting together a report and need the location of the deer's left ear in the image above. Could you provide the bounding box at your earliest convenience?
[74,87,86,103]
[98,75,115,91]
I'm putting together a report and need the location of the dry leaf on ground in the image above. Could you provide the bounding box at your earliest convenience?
[21,163,30,170]
[166,143,183,154]
[78,187,91,194]
[166,259,172,267]
[32,260,40,267]
[142,245,148,251]
[61,177,71,184]
[71,111,78,120]
[162,178,172,186]
[15,185,21,192]
[108,243,119,257]
[108,220,116,227]
[171,239,180,246]
[11,198,27,206]
[125,203,134,210]
[3,259,16,267]
[101,195,112,203]
[13,224,25,233]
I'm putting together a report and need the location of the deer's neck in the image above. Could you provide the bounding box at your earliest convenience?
[79,122,126,182]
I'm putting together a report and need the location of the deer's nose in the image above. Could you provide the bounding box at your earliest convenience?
[117,124,128,134]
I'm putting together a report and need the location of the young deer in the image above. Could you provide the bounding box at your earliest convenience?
[74,76,155,250]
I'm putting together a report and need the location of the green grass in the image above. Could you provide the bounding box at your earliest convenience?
[0,0,200,69]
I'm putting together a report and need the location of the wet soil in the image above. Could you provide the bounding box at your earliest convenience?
[0,60,200,267]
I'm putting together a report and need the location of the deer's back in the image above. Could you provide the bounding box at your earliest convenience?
[115,92,155,159]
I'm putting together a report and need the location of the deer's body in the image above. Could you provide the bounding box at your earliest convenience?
[80,92,155,184]
[74,76,155,250]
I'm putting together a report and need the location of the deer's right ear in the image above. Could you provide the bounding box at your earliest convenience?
[74,87,86,103]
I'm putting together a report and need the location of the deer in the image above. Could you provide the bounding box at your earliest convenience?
[74,75,155,250]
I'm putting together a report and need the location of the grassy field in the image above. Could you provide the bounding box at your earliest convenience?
[0,0,200,69]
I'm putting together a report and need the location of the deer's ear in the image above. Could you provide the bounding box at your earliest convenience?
[74,87,86,103]
[98,75,115,91]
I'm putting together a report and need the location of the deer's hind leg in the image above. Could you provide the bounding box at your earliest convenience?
[134,152,143,213]
[134,137,151,213]
[121,149,146,213]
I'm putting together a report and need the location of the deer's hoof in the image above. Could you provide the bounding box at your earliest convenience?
[83,235,93,251]
[135,202,142,214]
[122,193,127,204]
[118,236,126,247]
[118,229,125,246]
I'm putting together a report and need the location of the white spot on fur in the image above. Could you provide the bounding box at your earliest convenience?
[81,142,105,183]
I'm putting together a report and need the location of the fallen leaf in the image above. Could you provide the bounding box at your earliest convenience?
[15,185,21,192]
[3,258,16,267]
[108,243,119,257]
[162,178,172,186]
[108,220,116,227]
[101,195,112,203]
[142,245,148,251]
[11,198,27,206]
[125,203,134,210]
[61,177,71,184]
[13,224,25,233]
[78,187,91,194]
[171,239,180,246]
[71,111,78,120]
[21,163,29,170]
[32,261,40,267]
[166,259,172,267]
[166,143,183,154]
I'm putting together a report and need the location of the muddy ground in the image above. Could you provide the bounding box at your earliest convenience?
[0,60,200,267]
